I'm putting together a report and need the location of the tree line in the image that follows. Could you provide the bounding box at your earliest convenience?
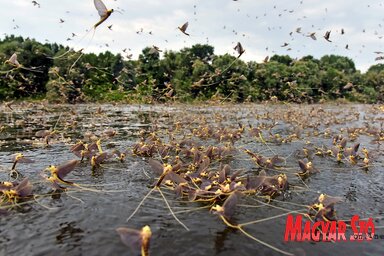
[1,35,383,103]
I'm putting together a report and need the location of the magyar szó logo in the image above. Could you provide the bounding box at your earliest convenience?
[284,214,376,241]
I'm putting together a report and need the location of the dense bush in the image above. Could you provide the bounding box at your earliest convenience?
[0,35,383,103]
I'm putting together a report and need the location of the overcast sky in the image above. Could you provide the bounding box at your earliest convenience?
[0,0,383,72]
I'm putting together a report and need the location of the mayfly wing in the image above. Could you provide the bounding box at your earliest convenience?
[94,0,108,17]
[245,175,265,190]
[230,169,242,181]
[298,160,307,171]
[17,157,34,164]
[180,22,188,31]
[165,171,187,185]
[353,143,360,154]
[178,21,190,35]
[116,227,142,251]
[222,191,240,219]
[148,158,164,175]
[56,160,79,179]
[15,178,33,197]
[322,195,342,208]
[9,53,20,66]
[70,143,85,152]
[13,153,34,164]
[218,164,230,184]
[197,157,210,173]
[94,152,111,164]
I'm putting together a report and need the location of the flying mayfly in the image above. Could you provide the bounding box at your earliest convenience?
[50,0,114,65]
[66,0,115,73]
[2,53,43,73]
[178,22,190,36]
[234,42,245,58]
[93,0,114,28]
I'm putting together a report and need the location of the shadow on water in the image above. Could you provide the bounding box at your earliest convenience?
[56,221,84,253]
[0,103,383,255]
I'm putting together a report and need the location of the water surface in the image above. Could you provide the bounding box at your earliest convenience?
[0,103,383,256]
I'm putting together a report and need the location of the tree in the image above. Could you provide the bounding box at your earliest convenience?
[367,64,384,74]
[270,55,293,66]
[1,34,384,103]
[210,54,249,101]
[288,58,321,102]
[0,37,53,99]
[319,55,356,74]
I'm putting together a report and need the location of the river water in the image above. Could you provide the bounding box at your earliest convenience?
[0,103,383,256]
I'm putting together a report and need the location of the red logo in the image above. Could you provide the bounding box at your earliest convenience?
[284,214,376,242]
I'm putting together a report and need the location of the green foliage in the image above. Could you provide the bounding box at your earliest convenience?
[363,69,384,102]
[270,55,293,66]
[320,55,356,74]
[367,63,384,73]
[0,36,53,99]
[1,35,383,103]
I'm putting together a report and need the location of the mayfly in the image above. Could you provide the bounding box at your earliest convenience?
[3,53,43,73]
[126,158,189,231]
[116,225,152,256]
[67,0,114,73]
[178,22,190,36]
[211,192,294,255]
[94,0,114,29]
[201,41,245,88]
[5,53,20,68]
[323,30,332,42]
[44,160,80,190]
[234,42,245,58]
[50,0,114,66]
[43,159,101,193]
[11,153,34,178]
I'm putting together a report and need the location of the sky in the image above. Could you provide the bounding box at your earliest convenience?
[0,0,383,72]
